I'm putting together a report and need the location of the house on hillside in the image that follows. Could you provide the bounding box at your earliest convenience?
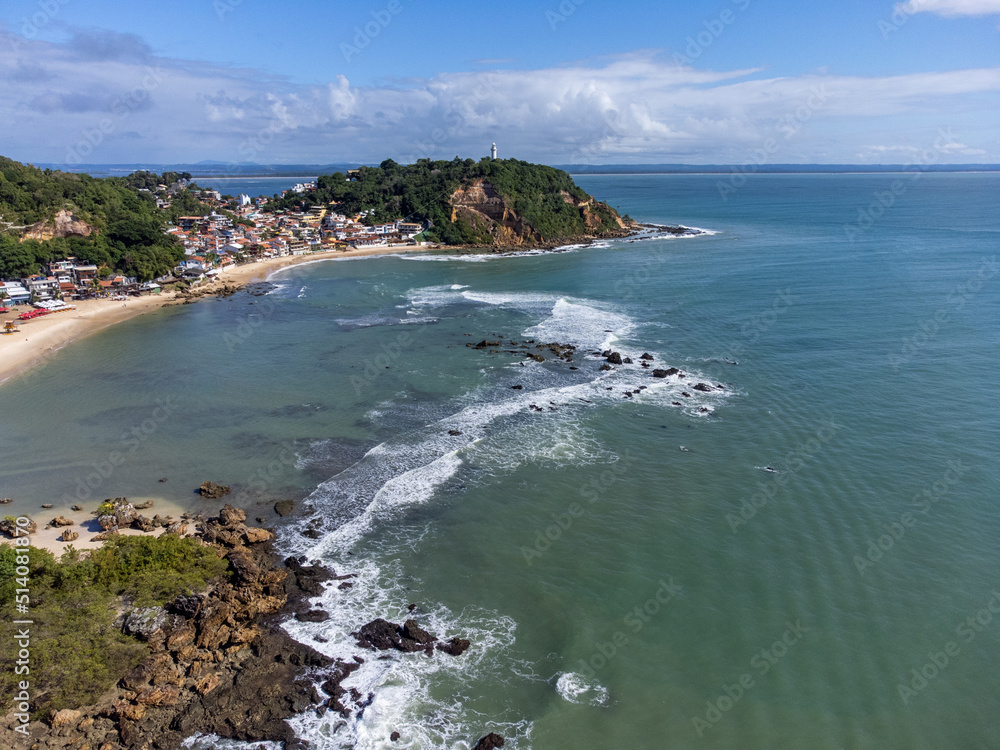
[24,275,60,300]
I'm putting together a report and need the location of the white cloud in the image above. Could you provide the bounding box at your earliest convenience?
[896,0,1000,17]
[1,28,998,165]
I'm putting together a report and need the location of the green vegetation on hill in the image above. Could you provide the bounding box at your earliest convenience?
[268,157,628,245]
[0,534,228,714]
[0,157,184,281]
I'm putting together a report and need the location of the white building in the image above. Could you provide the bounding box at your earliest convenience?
[0,281,31,304]
[491,142,497,160]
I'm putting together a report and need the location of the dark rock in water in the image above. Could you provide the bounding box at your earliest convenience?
[569,366,578,370]
[158,478,168,482]
[437,637,471,656]
[606,352,623,365]
[672,401,682,406]
[474,340,500,349]
[601,349,612,357]
[652,369,668,378]
[199,481,231,500]
[296,609,331,623]
[134,499,154,510]
[693,382,713,392]
[354,619,402,651]
[274,500,295,517]
[338,581,354,590]
[526,353,545,362]
[511,385,523,390]
[473,732,506,749]
[449,429,463,436]
[402,619,434,645]
[354,618,471,657]
[41,503,53,509]
[622,357,633,364]
[640,352,654,360]
[284,556,332,597]
[682,392,691,397]
[71,504,84,511]
[391,731,401,742]
[599,363,612,371]
[408,603,418,612]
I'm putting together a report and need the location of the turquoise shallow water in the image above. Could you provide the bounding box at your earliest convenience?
[1,173,998,749]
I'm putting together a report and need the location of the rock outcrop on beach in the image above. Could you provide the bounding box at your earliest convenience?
[96,498,138,531]
[4,505,333,750]
[175,282,246,305]
[0,516,36,537]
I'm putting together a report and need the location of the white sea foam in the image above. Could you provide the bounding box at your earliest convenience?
[267,288,735,749]
[263,280,291,296]
[556,672,610,706]
[460,289,557,308]
[277,553,531,750]
[399,245,586,262]
[524,297,634,351]
[311,451,463,552]
[182,737,282,750]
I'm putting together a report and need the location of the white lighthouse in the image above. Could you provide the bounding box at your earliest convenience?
[491,142,497,160]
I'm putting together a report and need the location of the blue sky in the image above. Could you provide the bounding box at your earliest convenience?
[1,0,998,165]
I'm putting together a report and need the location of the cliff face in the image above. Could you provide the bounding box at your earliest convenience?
[21,209,96,242]
[449,179,634,247]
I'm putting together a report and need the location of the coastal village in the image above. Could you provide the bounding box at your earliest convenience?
[0,177,428,322]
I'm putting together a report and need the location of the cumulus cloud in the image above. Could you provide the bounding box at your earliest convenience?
[1,27,998,165]
[896,0,1000,16]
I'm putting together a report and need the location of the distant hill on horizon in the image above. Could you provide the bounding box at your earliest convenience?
[30,162,1000,178]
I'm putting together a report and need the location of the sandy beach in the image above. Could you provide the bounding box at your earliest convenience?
[0,244,439,386]
[4,496,194,554]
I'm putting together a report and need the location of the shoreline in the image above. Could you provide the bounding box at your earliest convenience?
[0,244,440,387]
[7,496,194,555]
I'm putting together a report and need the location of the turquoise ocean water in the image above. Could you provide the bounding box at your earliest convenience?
[1,173,998,749]
[195,176,317,198]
